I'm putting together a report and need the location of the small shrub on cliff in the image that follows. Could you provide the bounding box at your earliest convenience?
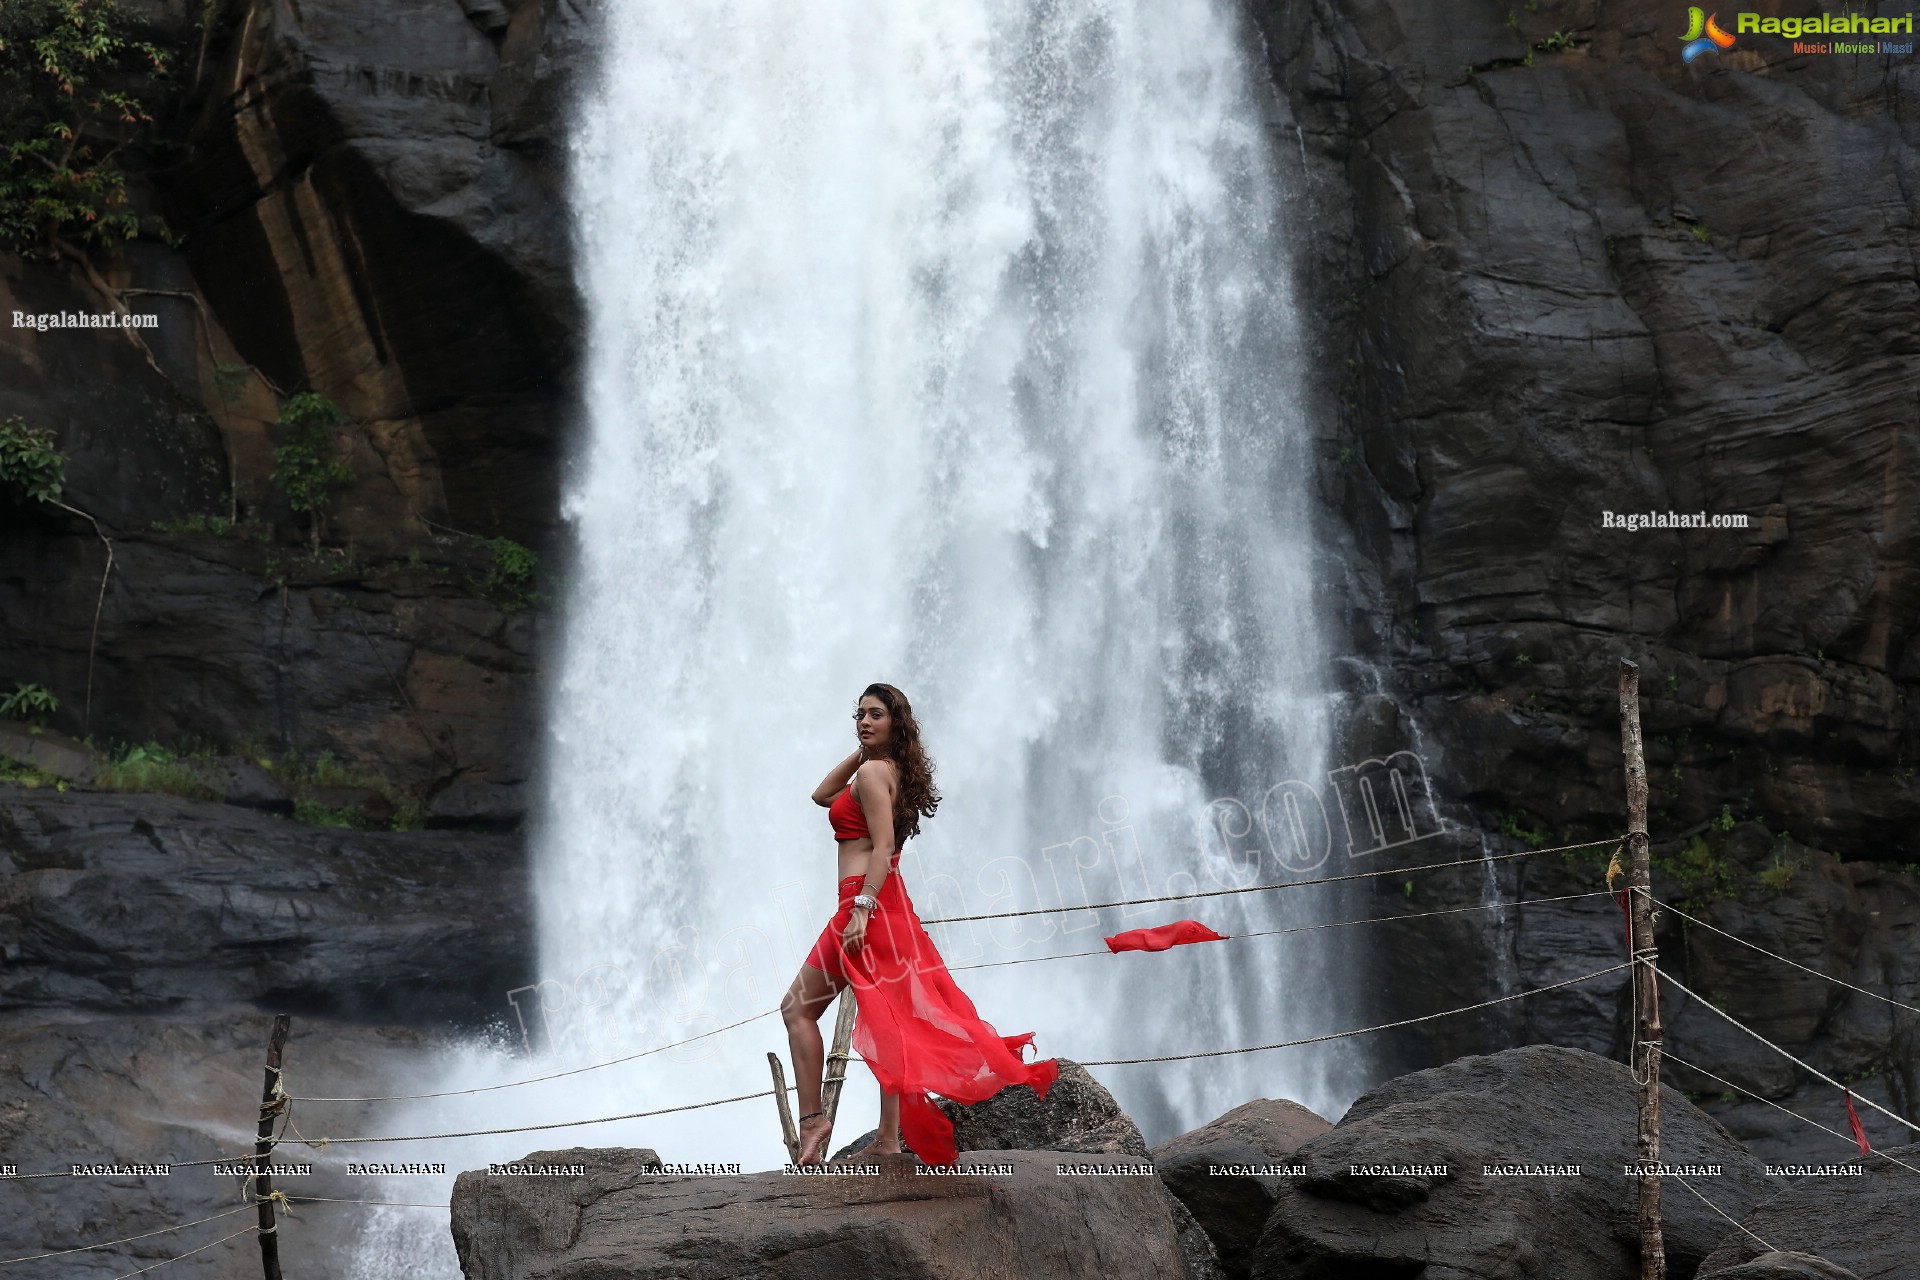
[0,0,169,259]
[477,536,540,612]
[0,416,65,503]
[271,393,354,553]
[99,740,219,800]
[0,682,58,725]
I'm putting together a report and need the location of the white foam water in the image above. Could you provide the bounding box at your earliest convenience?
[346,0,1358,1271]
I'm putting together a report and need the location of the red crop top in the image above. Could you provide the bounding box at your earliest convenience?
[828,781,869,841]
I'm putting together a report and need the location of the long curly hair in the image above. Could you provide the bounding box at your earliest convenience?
[859,682,940,841]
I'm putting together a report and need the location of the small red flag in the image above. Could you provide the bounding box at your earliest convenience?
[1104,920,1229,953]
[1845,1089,1872,1154]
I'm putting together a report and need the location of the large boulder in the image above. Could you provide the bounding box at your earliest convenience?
[935,1058,1149,1156]
[450,1147,1190,1280]
[1251,1045,1772,1280]
[1696,1161,1917,1280]
[1704,1256,1861,1280]
[1154,1099,1332,1279]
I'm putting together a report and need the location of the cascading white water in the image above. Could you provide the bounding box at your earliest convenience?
[534,0,1365,1161]
[343,5,1362,1271]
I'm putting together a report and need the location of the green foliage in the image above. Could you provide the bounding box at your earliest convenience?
[0,415,65,503]
[0,754,63,788]
[274,750,424,831]
[0,0,169,258]
[293,799,361,829]
[1655,835,1735,902]
[150,513,232,535]
[1514,652,1531,664]
[1689,224,1711,243]
[99,740,219,800]
[0,681,58,725]
[1665,673,1679,693]
[1758,857,1796,893]
[270,393,352,551]
[1712,803,1736,833]
[1535,30,1578,52]
[1497,811,1547,848]
[211,362,253,404]
[477,536,540,612]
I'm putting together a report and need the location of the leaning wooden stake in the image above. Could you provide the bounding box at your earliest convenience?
[1619,660,1665,1280]
[820,991,858,1129]
[255,1015,291,1280]
[767,1052,800,1165]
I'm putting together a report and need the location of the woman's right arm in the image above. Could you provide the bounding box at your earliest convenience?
[811,749,863,806]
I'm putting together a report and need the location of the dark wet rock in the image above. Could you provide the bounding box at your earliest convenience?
[193,756,294,812]
[450,1148,1190,1280]
[0,1006,451,1278]
[935,1058,1149,1157]
[1250,1045,1771,1280]
[0,722,98,785]
[1697,1161,1918,1280]
[301,783,395,825]
[1154,1099,1332,1279]
[1703,1254,1862,1280]
[0,785,528,1018]
[0,533,541,821]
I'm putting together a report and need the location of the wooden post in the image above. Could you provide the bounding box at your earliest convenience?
[820,991,858,1129]
[1619,659,1665,1280]
[767,1052,800,1165]
[255,1015,291,1280]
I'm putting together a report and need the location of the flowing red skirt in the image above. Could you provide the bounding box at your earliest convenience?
[804,873,1058,1165]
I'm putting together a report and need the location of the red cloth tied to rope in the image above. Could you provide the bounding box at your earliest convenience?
[1845,1089,1872,1154]
[1104,920,1228,953]
[835,873,1059,1167]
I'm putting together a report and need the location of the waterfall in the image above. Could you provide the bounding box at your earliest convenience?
[536,0,1359,1161]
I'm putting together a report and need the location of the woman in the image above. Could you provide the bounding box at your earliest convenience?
[780,682,1059,1167]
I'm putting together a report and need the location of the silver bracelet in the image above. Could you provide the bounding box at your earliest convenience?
[852,893,879,913]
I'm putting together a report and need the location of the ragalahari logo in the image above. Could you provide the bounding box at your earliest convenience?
[1681,7,1738,60]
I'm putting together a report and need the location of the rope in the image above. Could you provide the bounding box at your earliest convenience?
[1668,1174,1776,1252]
[296,1008,778,1104]
[1659,1049,1920,1177]
[1642,890,1920,1016]
[950,889,1613,972]
[277,1088,776,1148]
[108,1225,259,1280]
[1656,968,1920,1135]
[1079,963,1630,1066]
[918,835,1625,925]
[0,1205,255,1269]
[284,1195,453,1210]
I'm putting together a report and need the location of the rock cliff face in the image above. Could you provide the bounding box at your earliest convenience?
[1242,0,1920,1128]
[1254,0,1920,857]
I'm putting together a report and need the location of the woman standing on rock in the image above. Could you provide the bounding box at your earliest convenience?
[780,682,1059,1166]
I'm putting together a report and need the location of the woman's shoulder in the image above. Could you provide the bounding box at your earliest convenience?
[856,757,901,785]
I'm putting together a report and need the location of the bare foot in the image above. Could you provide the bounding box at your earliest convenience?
[795,1112,833,1166]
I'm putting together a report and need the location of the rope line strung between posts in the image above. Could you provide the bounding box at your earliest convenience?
[0,1205,256,1269]
[108,1224,260,1280]
[1078,962,1630,1066]
[950,888,1616,972]
[919,834,1625,925]
[296,1007,780,1104]
[275,1088,780,1149]
[1668,1175,1776,1253]
[282,1195,453,1210]
[1639,889,1920,1017]
[256,968,1629,1147]
[1655,968,1920,1135]
[1658,1049,1920,1178]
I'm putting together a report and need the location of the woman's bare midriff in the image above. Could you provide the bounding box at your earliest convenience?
[837,836,877,882]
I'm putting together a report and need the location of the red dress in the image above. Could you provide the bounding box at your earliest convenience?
[803,774,1059,1165]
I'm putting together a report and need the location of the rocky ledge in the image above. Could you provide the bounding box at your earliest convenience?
[449,1046,1913,1280]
